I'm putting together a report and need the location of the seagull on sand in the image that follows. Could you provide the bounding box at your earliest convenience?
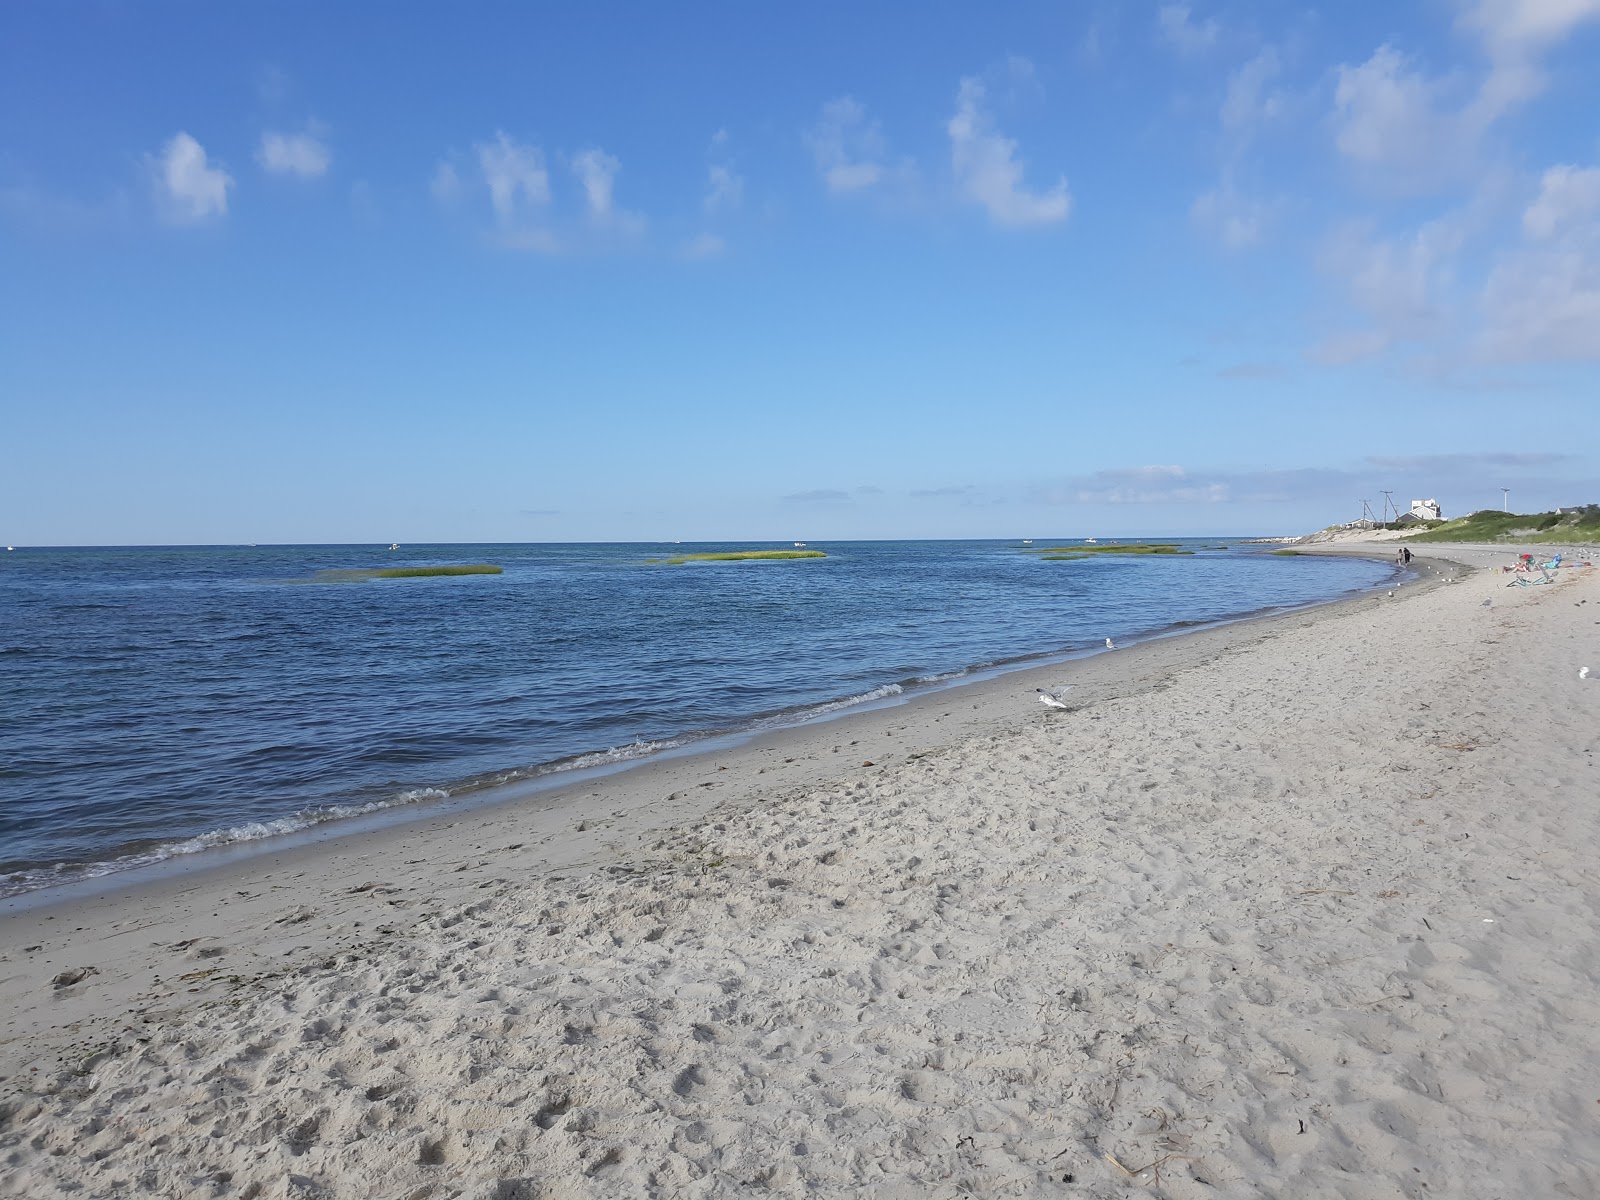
[1481,598,1492,608]
[1582,667,1591,681]
[1037,688,1073,709]
[1105,637,1116,650]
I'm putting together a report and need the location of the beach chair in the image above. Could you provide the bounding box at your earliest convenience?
[1509,568,1557,586]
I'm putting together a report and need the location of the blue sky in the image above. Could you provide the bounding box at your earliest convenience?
[3,1,1597,544]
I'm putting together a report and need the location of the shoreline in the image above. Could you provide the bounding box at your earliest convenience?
[0,547,1443,1051]
[2,554,1424,1024]
[4,541,1596,1197]
[1,551,1403,910]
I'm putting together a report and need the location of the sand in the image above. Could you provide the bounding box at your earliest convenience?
[2,543,1597,1198]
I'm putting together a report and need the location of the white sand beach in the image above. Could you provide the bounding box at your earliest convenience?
[2,544,1598,1198]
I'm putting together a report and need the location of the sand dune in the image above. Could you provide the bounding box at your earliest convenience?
[2,544,1597,1198]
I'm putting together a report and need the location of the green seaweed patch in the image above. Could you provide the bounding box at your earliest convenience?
[1028,543,1193,560]
[659,550,827,564]
[312,563,503,582]
[1270,549,1304,555]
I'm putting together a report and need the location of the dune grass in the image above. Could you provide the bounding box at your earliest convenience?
[1026,543,1193,561]
[311,564,503,582]
[1404,507,1600,544]
[661,550,827,564]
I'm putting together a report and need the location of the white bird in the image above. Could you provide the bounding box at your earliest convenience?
[1387,590,1393,598]
[1582,667,1591,681]
[1037,688,1073,709]
[1105,637,1116,650]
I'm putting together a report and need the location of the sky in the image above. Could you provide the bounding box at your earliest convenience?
[2,0,1598,545]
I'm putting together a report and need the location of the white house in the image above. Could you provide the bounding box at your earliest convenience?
[1409,498,1442,521]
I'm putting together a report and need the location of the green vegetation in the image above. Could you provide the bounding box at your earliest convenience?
[1404,506,1600,544]
[661,550,827,564]
[1025,542,1194,561]
[1270,548,1304,555]
[373,564,503,577]
[1381,519,1445,532]
[311,563,503,582]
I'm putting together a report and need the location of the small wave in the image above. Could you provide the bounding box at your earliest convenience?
[0,786,453,900]
[911,668,970,685]
[469,737,691,790]
[783,683,904,723]
[560,737,688,772]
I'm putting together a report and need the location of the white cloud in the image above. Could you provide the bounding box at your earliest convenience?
[1333,8,1600,190]
[1191,177,1269,248]
[1221,48,1282,132]
[571,148,645,234]
[1462,0,1600,44]
[1461,0,1600,116]
[1367,451,1571,471]
[438,133,645,253]
[257,129,330,178]
[1316,212,1473,362]
[947,77,1070,228]
[680,232,726,260]
[704,164,743,213]
[476,132,550,223]
[1189,46,1282,250]
[1479,164,1600,360]
[1051,465,1231,505]
[1522,163,1600,238]
[1158,3,1220,54]
[1332,46,1471,187]
[571,148,618,220]
[150,132,232,222]
[806,97,898,193]
[430,161,462,205]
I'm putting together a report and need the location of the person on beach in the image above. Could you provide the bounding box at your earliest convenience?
[1403,547,1412,564]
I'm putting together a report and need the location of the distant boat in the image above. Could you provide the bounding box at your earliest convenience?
[794,542,807,547]
[1085,537,1098,544]
[388,543,400,550]
[1022,539,1032,544]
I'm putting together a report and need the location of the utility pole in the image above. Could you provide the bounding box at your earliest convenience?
[1380,490,1396,522]
[1360,499,1376,524]
[1501,487,1510,512]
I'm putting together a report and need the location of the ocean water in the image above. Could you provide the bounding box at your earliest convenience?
[0,540,1392,897]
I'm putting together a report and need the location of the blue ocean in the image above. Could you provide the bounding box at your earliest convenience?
[0,541,1392,897]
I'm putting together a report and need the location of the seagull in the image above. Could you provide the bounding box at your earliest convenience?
[1481,599,1492,608]
[1582,667,1591,681]
[1037,688,1073,709]
[1387,590,1394,598]
[1105,637,1116,650]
